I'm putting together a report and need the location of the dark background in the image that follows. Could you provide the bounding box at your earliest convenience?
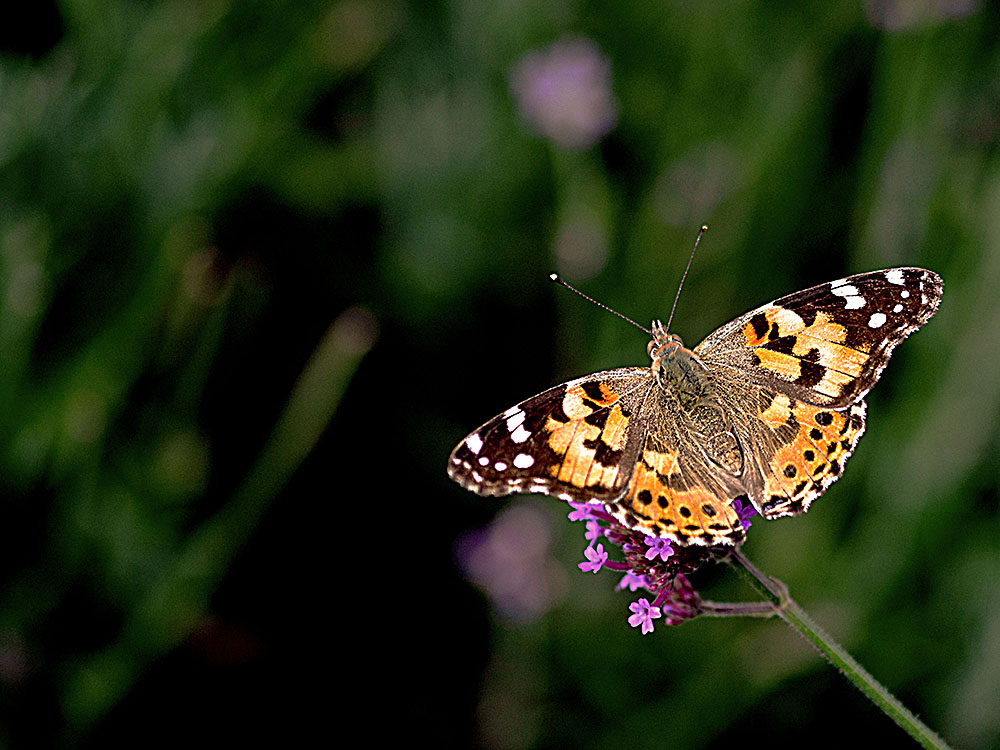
[1,1,998,748]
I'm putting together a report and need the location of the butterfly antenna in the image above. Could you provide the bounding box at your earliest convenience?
[665,224,708,333]
[549,274,652,336]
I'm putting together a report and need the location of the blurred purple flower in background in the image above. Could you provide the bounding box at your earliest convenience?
[455,503,567,623]
[509,37,618,150]
[616,570,649,592]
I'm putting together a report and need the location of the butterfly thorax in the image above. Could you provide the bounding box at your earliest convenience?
[648,320,744,475]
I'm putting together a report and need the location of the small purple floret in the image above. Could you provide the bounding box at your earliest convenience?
[584,519,603,544]
[732,499,757,530]
[568,502,597,522]
[578,543,608,573]
[644,536,674,562]
[628,598,662,635]
[656,574,703,625]
[616,570,649,592]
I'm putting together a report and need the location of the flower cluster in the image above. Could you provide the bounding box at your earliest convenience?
[569,500,757,634]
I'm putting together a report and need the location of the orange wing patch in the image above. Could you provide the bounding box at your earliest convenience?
[545,382,633,493]
[607,434,745,546]
[758,400,867,519]
[759,392,794,430]
[562,379,621,416]
[742,306,876,401]
[742,306,850,347]
[752,347,805,381]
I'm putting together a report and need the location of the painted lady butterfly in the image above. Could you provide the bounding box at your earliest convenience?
[448,267,942,547]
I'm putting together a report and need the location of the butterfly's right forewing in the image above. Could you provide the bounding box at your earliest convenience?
[448,368,653,502]
[695,268,943,409]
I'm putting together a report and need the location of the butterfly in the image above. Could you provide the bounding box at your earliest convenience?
[448,268,942,547]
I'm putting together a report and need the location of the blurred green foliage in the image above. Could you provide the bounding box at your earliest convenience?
[0,0,998,748]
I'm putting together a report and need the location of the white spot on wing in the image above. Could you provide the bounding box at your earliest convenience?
[886,269,905,285]
[503,405,521,418]
[479,456,489,466]
[513,453,535,469]
[831,284,860,297]
[511,424,532,443]
[505,410,526,431]
[831,284,865,309]
[494,461,507,471]
[466,433,484,454]
[893,303,903,313]
[901,290,910,298]
[868,312,887,328]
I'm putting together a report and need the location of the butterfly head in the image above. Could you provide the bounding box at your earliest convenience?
[647,319,684,361]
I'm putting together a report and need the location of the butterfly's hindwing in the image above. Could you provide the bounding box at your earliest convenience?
[728,385,868,519]
[606,422,747,546]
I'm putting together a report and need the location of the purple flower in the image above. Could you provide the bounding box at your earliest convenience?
[578,543,608,573]
[732,499,757,531]
[584,519,603,544]
[509,37,618,150]
[628,598,662,635]
[480,492,731,632]
[568,502,598,522]
[454,504,560,623]
[616,570,649,592]
[644,536,674,562]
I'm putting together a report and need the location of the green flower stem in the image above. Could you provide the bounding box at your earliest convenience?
[699,600,779,618]
[728,549,952,750]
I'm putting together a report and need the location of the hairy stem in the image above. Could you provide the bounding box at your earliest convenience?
[699,599,779,618]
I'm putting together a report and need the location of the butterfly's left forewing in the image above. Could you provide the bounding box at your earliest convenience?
[448,368,653,502]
